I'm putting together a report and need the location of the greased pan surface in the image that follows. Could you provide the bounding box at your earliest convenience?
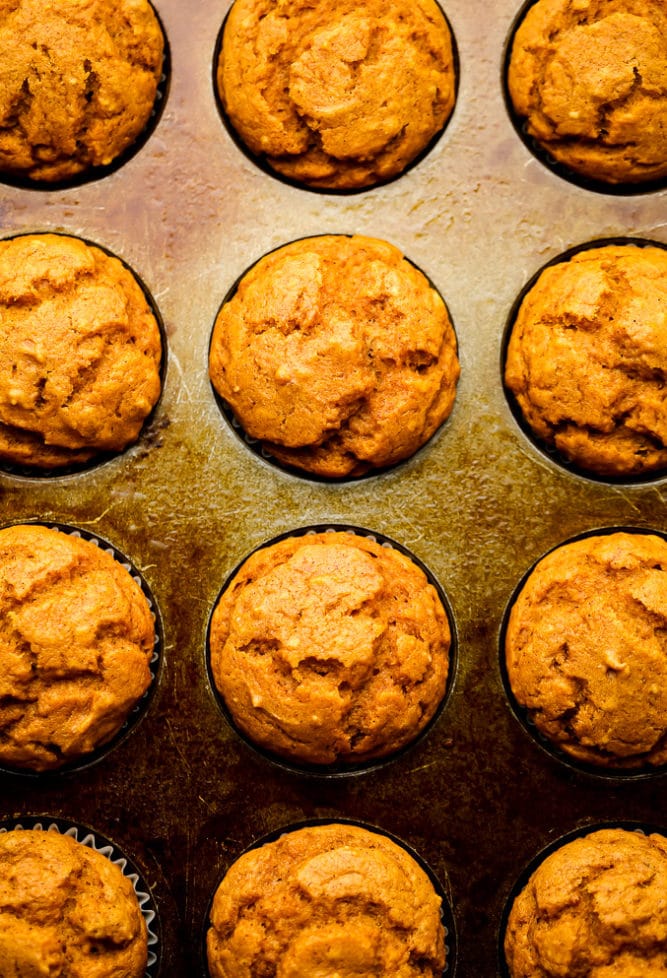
[0,1,665,975]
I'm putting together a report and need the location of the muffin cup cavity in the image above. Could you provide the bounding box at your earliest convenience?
[205,523,457,778]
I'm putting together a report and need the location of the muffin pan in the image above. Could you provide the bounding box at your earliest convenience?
[0,0,665,975]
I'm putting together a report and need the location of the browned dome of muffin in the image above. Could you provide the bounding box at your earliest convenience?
[0,0,164,183]
[505,243,667,478]
[0,233,162,470]
[506,0,667,186]
[0,828,148,978]
[0,523,156,771]
[504,828,667,978]
[504,531,667,768]
[209,531,451,766]
[207,822,446,978]
[209,235,459,478]
[216,0,457,190]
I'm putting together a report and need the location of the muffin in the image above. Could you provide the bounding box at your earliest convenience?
[0,827,148,977]
[0,0,165,184]
[503,827,667,978]
[0,233,163,471]
[209,235,459,478]
[208,530,451,767]
[216,0,457,190]
[207,822,447,978]
[504,531,667,769]
[504,242,667,478]
[506,0,667,186]
[0,523,156,772]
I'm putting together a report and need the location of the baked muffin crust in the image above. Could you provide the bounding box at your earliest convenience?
[0,0,165,183]
[209,531,451,766]
[0,233,162,470]
[506,0,667,186]
[504,243,667,478]
[504,531,667,768]
[209,235,459,478]
[216,0,457,190]
[207,822,446,978]
[504,828,667,978]
[0,828,148,978]
[0,523,156,771]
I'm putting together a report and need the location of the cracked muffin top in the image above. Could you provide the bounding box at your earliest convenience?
[504,827,667,978]
[215,0,457,190]
[0,0,164,184]
[0,828,148,978]
[208,531,451,767]
[504,531,667,769]
[0,523,156,772]
[506,0,667,186]
[206,822,447,978]
[208,234,459,478]
[504,242,667,479]
[0,233,162,471]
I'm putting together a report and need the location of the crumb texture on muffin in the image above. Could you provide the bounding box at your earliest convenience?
[506,0,667,185]
[209,235,459,478]
[0,233,163,470]
[0,828,148,978]
[504,531,667,768]
[0,523,156,771]
[209,531,450,765]
[505,243,667,477]
[0,0,164,183]
[207,822,446,978]
[504,828,667,978]
[217,0,456,189]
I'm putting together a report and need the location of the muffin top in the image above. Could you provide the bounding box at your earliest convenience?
[0,523,156,771]
[504,243,667,478]
[209,234,459,478]
[506,0,667,186]
[504,828,667,978]
[0,0,164,183]
[207,822,446,978]
[209,531,451,766]
[0,828,148,978]
[216,0,456,190]
[504,531,667,768]
[0,233,162,470]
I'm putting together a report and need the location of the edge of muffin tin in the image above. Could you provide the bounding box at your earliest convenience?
[0,814,161,977]
[210,0,461,196]
[199,815,457,978]
[500,0,667,197]
[0,519,164,779]
[208,233,461,483]
[204,522,459,779]
[497,523,667,782]
[496,818,667,978]
[0,230,169,482]
[500,235,667,488]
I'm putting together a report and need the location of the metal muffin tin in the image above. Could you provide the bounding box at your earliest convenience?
[0,0,665,975]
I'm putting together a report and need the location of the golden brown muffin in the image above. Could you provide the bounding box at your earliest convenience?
[0,827,148,977]
[0,523,156,772]
[0,0,164,184]
[504,827,667,978]
[506,0,667,186]
[209,235,459,478]
[207,822,446,978]
[216,0,457,190]
[0,233,162,470]
[504,531,667,769]
[504,243,667,478]
[209,530,450,767]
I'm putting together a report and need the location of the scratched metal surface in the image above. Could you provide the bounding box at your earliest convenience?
[0,1,665,975]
